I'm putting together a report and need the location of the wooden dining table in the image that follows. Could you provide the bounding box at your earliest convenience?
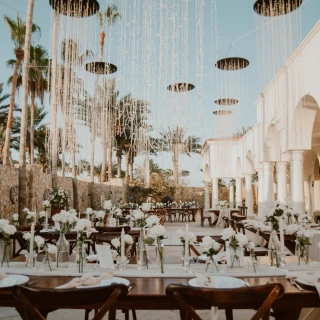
[1,256,319,320]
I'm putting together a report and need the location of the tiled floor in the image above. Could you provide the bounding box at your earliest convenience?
[0,217,257,319]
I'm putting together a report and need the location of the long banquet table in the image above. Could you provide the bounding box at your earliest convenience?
[1,256,320,320]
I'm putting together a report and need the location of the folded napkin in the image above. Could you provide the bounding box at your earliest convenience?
[286,272,320,297]
[56,271,114,289]
[0,272,7,280]
[195,274,219,320]
[86,254,98,262]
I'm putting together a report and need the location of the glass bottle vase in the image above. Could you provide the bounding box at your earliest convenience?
[137,228,148,269]
[155,239,164,274]
[296,244,309,265]
[76,242,86,273]
[56,233,69,268]
[0,240,11,267]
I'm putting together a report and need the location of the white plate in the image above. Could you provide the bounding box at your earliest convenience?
[188,276,245,289]
[0,275,29,288]
[197,255,209,262]
[77,277,130,289]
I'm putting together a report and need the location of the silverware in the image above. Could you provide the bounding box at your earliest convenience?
[245,281,251,287]
[27,280,38,286]
[290,279,304,291]
[128,282,136,292]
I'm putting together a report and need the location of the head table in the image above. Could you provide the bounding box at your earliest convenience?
[0,255,320,320]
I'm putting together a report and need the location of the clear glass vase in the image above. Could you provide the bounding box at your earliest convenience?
[247,256,259,273]
[205,257,219,272]
[56,233,69,268]
[0,240,11,267]
[268,228,280,268]
[137,228,148,269]
[155,239,164,274]
[227,246,244,268]
[42,253,53,271]
[296,244,309,265]
[76,242,86,273]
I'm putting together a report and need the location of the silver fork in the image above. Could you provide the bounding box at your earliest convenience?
[290,279,304,291]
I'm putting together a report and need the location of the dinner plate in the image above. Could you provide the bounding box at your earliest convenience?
[77,277,130,289]
[0,275,29,288]
[188,276,245,288]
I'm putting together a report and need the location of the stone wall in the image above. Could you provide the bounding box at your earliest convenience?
[27,165,52,213]
[73,179,91,213]
[0,166,19,219]
[91,183,123,210]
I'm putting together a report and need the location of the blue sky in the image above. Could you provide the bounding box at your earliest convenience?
[0,0,319,186]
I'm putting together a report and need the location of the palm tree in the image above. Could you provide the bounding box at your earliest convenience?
[159,127,202,186]
[232,126,253,139]
[8,45,49,165]
[0,84,11,125]
[3,14,40,166]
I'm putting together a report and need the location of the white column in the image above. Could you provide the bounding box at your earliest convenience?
[245,174,253,215]
[263,162,275,208]
[257,167,264,216]
[229,185,234,209]
[235,178,242,208]
[290,151,305,213]
[211,178,219,208]
[276,162,288,204]
[304,174,311,215]
[204,181,210,210]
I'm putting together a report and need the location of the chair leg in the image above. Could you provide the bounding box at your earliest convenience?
[123,310,129,320]
[225,309,233,320]
[85,309,91,320]
[132,310,137,320]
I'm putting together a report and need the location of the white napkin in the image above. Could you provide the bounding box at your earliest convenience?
[195,274,219,320]
[286,272,320,297]
[86,254,98,262]
[0,272,7,280]
[56,271,114,289]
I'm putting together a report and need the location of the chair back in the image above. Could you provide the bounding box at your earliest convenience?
[95,226,131,245]
[12,284,128,320]
[166,283,284,320]
[237,206,248,218]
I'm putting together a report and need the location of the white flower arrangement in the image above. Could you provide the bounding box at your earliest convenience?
[200,236,221,271]
[38,211,46,224]
[145,215,160,227]
[50,188,70,210]
[103,200,112,211]
[52,210,78,233]
[216,200,229,209]
[12,213,19,221]
[94,210,106,223]
[25,211,36,225]
[43,200,50,210]
[111,235,133,257]
[0,220,16,266]
[176,229,197,244]
[141,203,151,212]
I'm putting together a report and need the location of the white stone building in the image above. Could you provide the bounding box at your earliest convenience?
[201,21,320,217]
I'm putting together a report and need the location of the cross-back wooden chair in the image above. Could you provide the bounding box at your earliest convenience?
[166,283,284,320]
[12,283,128,320]
[232,206,248,221]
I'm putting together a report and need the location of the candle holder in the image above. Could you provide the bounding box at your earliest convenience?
[25,253,37,268]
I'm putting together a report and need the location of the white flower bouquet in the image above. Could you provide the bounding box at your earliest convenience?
[0,219,17,267]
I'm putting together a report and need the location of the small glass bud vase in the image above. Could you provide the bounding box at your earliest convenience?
[42,253,53,271]
[296,244,309,265]
[247,256,259,273]
[56,233,69,268]
[25,253,37,268]
[227,246,244,268]
[0,240,11,267]
[205,257,219,272]
[76,242,86,273]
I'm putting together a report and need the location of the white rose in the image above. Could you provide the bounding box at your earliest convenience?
[39,211,46,218]
[111,238,121,248]
[95,211,105,219]
[146,215,160,227]
[43,200,50,208]
[221,228,236,240]
[211,240,221,251]
[47,244,57,255]
[176,229,185,239]
[86,208,93,214]
[304,230,313,238]
[247,241,255,250]
[111,249,118,259]
[23,208,29,213]
[286,224,299,235]
[124,234,133,244]
[149,225,166,238]
[115,208,122,217]
[133,210,145,220]
[0,219,9,229]
[12,214,19,221]
[34,235,45,248]
[235,233,248,247]
[201,235,214,247]
[70,209,77,214]
[103,200,112,210]
[141,203,151,212]
[3,224,17,235]
[23,232,31,240]
[52,214,61,222]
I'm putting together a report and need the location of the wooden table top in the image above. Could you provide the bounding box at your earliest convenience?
[1,256,319,319]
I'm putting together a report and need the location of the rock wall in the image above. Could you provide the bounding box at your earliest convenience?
[73,179,91,213]
[0,166,19,219]
[27,165,52,213]
[91,183,123,210]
